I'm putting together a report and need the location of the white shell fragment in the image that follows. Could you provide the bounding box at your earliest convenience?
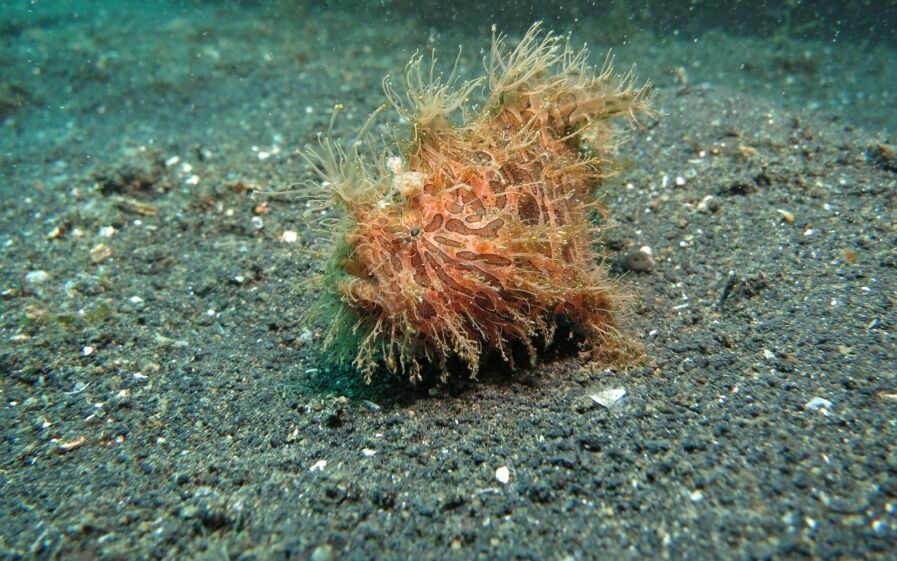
[590,388,627,408]
[495,466,511,485]
[804,397,832,415]
[309,460,327,472]
[25,270,50,286]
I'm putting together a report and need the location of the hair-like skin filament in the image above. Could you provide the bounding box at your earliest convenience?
[301,22,653,382]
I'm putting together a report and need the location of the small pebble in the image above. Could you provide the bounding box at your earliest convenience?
[620,248,654,273]
[90,243,112,263]
[362,400,382,412]
[310,545,333,561]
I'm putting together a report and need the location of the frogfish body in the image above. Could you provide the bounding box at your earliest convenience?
[301,23,653,382]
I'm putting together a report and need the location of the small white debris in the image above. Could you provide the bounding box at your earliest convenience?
[689,490,704,503]
[763,348,775,360]
[305,106,314,114]
[25,270,50,286]
[165,156,181,167]
[590,388,627,408]
[495,466,511,485]
[180,162,193,173]
[639,245,653,256]
[58,436,86,453]
[386,156,403,174]
[81,346,94,357]
[133,372,149,380]
[90,243,112,263]
[696,195,715,213]
[98,225,117,237]
[804,397,832,415]
[251,216,264,230]
[185,175,200,186]
[362,400,382,412]
[674,176,686,186]
[776,209,795,224]
[803,228,814,236]
[309,460,327,472]
[362,448,377,457]
[129,295,144,304]
[299,329,313,344]
[280,230,298,243]
[393,171,427,198]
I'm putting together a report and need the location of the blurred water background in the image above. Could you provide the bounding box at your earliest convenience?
[2,0,895,194]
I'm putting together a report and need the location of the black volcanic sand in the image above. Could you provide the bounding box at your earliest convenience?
[1,3,896,560]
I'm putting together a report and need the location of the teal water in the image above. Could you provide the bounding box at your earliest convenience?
[2,0,894,194]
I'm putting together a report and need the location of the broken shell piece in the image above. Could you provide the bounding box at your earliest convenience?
[776,209,795,224]
[58,436,86,452]
[590,388,627,408]
[804,397,832,415]
[90,243,113,263]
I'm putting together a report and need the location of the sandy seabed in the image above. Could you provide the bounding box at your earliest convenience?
[1,2,896,559]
